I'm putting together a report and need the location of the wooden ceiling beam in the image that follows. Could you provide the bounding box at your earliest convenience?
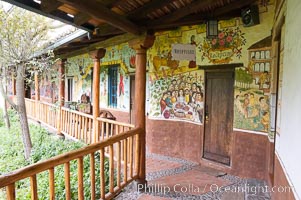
[57,0,141,35]
[213,0,257,16]
[74,13,91,26]
[41,0,63,13]
[127,0,175,19]
[147,0,221,26]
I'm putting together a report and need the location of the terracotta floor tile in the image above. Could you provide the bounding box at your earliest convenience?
[148,169,231,196]
[138,194,172,200]
[146,157,182,173]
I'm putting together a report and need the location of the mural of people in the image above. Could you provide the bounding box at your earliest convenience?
[150,71,204,124]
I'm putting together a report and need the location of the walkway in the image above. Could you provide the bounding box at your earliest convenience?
[116,153,271,200]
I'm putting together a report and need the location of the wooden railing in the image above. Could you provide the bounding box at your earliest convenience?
[61,107,94,144]
[24,99,134,144]
[95,117,135,143]
[36,101,58,129]
[25,98,36,118]
[0,128,141,200]
[25,99,59,129]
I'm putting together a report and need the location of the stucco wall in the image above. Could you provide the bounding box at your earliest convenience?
[275,0,301,198]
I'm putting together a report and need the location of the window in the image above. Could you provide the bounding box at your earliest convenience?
[108,65,118,107]
[67,78,73,101]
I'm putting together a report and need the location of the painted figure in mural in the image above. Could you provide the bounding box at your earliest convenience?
[259,97,269,113]
[171,90,177,103]
[243,93,250,118]
[165,91,173,108]
[160,93,168,114]
[119,74,124,96]
[234,95,244,115]
[184,89,190,104]
[189,35,197,68]
[261,111,269,132]
[258,71,270,89]
[178,89,185,103]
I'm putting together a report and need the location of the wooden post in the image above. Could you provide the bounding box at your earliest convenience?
[129,35,155,185]
[90,49,106,143]
[34,71,40,119]
[57,59,66,136]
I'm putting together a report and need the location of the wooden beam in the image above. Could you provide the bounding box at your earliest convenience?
[213,0,257,16]
[1,0,95,31]
[74,13,91,26]
[147,0,254,30]
[127,0,175,19]
[57,0,141,35]
[147,0,221,26]
[41,0,63,13]
[57,33,139,59]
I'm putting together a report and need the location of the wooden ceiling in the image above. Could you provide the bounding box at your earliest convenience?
[3,0,258,57]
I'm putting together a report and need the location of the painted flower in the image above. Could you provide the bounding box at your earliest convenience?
[219,39,225,46]
[211,39,217,45]
[130,55,136,67]
[226,36,233,43]
[218,32,225,39]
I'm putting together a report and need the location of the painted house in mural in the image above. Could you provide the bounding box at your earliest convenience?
[6,0,301,199]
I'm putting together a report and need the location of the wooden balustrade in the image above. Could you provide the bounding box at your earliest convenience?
[61,107,94,144]
[25,98,36,118]
[0,128,141,200]
[25,99,134,144]
[96,117,135,143]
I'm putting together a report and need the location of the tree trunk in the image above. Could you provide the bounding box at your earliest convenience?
[0,79,11,129]
[2,67,11,129]
[16,64,32,160]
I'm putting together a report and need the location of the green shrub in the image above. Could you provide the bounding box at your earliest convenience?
[0,109,116,199]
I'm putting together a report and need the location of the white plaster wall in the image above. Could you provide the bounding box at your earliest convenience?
[276,0,301,198]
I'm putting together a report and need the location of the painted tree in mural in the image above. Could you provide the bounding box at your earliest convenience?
[235,68,253,89]
[0,4,55,159]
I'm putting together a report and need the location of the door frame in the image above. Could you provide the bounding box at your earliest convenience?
[200,63,243,167]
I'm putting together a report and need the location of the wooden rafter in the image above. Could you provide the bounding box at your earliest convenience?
[213,0,257,16]
[41,0,63,13]
[57,0,141,35]
[148,0,257,30]
[127,0,176,19]
[74,13,91,26]
[147,0,221,26]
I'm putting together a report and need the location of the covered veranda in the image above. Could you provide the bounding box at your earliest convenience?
[0,0,300,200]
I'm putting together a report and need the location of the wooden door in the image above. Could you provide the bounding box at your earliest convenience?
[130,75,135,124]
[203,70,234,166]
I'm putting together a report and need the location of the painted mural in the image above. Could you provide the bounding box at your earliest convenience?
[149,70,204,124]
[66,54,93,102]
[66,49,131,112]
[148,3,275,134]
[199,27,246,64]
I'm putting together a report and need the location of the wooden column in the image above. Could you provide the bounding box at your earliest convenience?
[57,59,66,136]
[90,49,106,143]
[129,35,155,184]
[34,71,40,119]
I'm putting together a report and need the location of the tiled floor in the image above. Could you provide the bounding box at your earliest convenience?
[116,153,271,200]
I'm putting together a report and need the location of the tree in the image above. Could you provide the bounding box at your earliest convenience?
[0,4,55,159]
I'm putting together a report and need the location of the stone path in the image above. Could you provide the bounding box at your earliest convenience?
[115,153,271,200]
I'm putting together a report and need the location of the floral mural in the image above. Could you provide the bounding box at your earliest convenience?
[199,27,246,64]
[149,70,204,124]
